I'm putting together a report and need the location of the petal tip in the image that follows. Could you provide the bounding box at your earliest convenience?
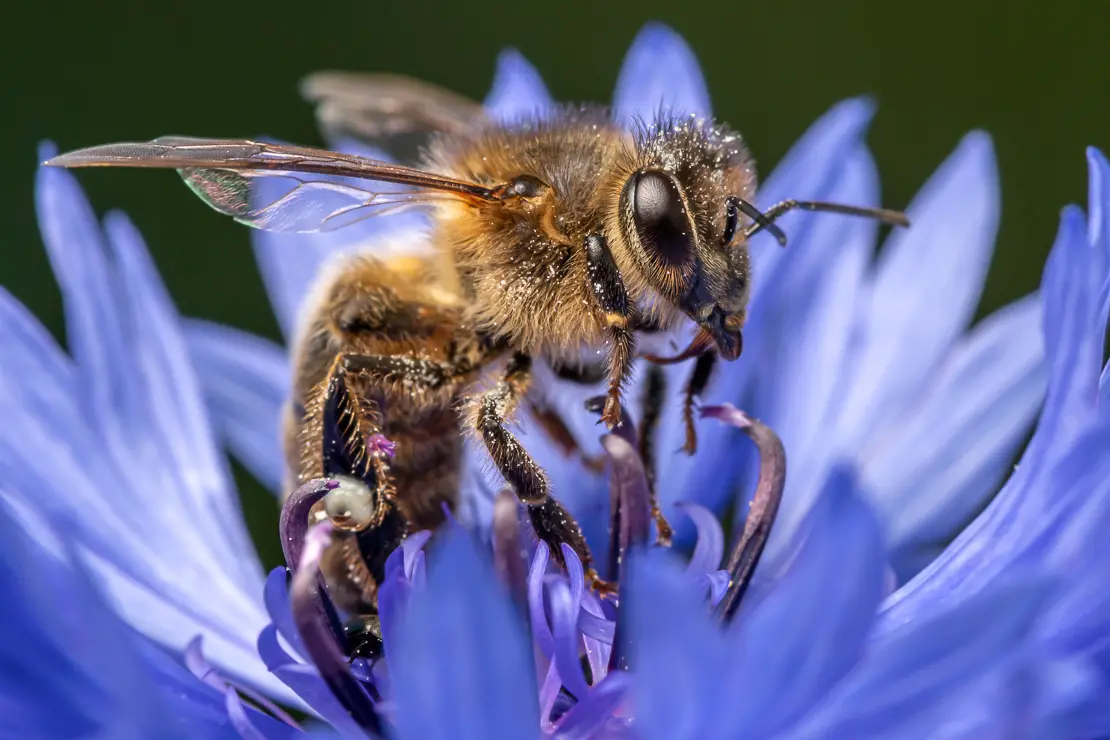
[38,140,59,164]
[1085,145,1108,171]
[956,129,997,170]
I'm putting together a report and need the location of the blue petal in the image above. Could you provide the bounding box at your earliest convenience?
[725,466,885,738]
[483,49,553,123]
[747,97,877,269]
[7,160,283,698]
[0,288,76,447]
[391,527,538,740]
[884,173,1110,627]
[0,502,254,739]
[35,141,137,446]
[104,212,259,580]
[612,23,711,124]
[1033,420,1110,656]
[625,548,730,740]
[834,132,1000,450]
[1035,203,1106,461]
[186,320,290,493]
[862,293,1046,574]
[794,577,1053,738]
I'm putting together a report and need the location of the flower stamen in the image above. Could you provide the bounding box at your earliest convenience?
[279,478,339,572]
[702,404,786,622]
[183,636,304,735]
[291,522,384,737]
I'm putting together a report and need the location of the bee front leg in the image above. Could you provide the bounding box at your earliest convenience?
[584,233,635,431]
[474,353,610,592]
[680,352,717,455]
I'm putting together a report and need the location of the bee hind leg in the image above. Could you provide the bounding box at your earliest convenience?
[475,352,610,592]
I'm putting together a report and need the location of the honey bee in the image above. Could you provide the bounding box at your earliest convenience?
[46,72,907,657]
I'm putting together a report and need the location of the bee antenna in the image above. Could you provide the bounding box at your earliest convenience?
[730,197,788,247]
[742,198,911,245]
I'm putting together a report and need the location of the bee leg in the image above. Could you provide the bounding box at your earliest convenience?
[585,233,635,432]
[310,350,483,620]
[475,353,609,591]
[638,365,674,546]
[680,352,717,456]
[316,355,394,489]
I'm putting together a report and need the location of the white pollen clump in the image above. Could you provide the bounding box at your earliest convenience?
[324,474,377,531]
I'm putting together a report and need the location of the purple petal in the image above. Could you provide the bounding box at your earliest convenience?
[483,49,553,123]
[554,670,631,739]
[257,624,297,671]
[700,570,730,607]
[528,542,556,656]
[402,531,433,580]
[269,663,367,739]
[263,567,305,658]
[883,190,1107,625]
[224,685,267,740]
[612,23,711,123]
[601,433,651,577]
[702,405,786,621]
[549,578,590,700]
[579,591,614,678]
[35,141,134,440]
[279,479,337,572]
[104,211,255,577]
[677,502,724,575]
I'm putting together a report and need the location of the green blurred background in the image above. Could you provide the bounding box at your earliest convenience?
[3,1,1107,566]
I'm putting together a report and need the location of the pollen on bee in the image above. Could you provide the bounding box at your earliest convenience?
[605,312,630,328]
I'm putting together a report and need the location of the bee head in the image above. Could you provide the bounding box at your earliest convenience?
[618,118,756,361]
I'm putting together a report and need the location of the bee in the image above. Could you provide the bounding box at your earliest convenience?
[46,72,908,657]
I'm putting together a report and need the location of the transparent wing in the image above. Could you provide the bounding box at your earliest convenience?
[300,72,485,155]
[45,137,495,233]
[182,168,460,232]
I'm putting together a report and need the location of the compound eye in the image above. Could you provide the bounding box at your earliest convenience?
[322,474,377,531]
[627,170,696,266]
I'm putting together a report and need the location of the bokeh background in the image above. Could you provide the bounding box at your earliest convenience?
[3,0,1107,566]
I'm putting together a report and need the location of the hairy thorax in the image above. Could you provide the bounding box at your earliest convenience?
[426,109,642,360]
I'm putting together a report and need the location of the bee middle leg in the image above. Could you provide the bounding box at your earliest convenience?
[637,364,674,545]
[475,353,610,591]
